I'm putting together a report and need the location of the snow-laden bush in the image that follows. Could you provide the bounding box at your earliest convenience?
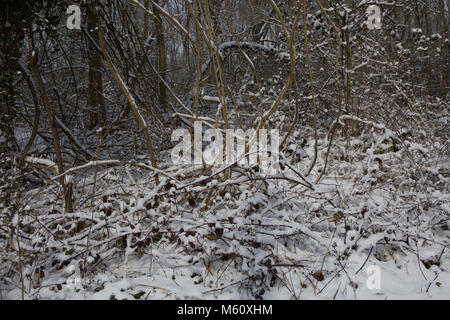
[1,104,448,299]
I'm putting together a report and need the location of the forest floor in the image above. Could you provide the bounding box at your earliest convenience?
[1,102,449,300]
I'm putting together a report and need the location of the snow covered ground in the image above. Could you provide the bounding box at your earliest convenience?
[1,106,449,300]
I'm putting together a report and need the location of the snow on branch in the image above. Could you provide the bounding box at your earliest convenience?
[201,41,290,75]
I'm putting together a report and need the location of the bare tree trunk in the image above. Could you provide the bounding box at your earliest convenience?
[439,0,449,96]
[29,38,72,213]
[153,0,167,111]
[344,2,353,133]
[87,1,105,129]
[142,0,150,42]
[18,63,40,159]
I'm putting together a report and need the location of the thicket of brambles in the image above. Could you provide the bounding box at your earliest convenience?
[0,0,448,299]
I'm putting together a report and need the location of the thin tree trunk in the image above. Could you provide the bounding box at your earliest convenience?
[28,36,72,213]
[142,0,150,42]
[153,0,167,111]
[87,1,105,129]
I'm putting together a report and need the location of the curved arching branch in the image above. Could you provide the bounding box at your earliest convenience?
[18,62,40,159]
[200,41,290,77]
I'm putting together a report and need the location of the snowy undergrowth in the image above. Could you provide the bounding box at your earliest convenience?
[1,108,449,300]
